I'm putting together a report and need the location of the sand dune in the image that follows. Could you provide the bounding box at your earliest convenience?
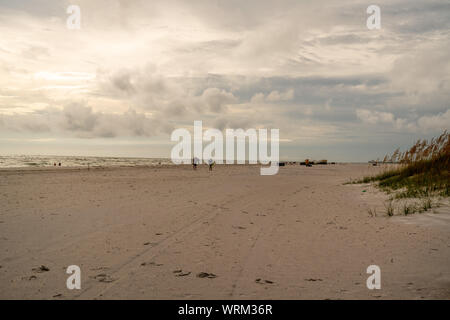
[0,164,449,299]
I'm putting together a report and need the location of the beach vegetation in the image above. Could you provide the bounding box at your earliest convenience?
[356,131,449,200]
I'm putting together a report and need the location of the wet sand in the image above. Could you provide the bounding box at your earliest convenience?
[0,164,449,299]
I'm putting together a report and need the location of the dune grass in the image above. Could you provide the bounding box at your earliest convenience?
[376,153,449,198]
[357,131,449,199]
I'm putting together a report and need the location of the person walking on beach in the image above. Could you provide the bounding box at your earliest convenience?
[208,158,215,171]
[192,157,199,170]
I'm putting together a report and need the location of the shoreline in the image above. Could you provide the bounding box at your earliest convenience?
[0,161,385,172]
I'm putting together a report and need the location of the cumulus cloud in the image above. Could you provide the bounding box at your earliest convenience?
[98,67,237,116]
[356,109,395,125]
[199,88,236,113]
[417,109,450,132]
[356,108,450,133]
[0,103,162,138]
[251,89,295,103]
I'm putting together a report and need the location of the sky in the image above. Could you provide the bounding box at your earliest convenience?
[0,0,449,161]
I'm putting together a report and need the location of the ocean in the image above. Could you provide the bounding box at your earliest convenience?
[0,155,173,168]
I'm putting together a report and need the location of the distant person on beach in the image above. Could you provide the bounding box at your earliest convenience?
[192,157,199,170]
[58,162,61,167]
[305,159,312,167]
[208,158,215,171]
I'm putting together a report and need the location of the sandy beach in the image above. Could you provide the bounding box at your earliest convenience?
[0,164,449,299]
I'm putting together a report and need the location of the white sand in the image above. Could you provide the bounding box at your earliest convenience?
[0,164,449,299]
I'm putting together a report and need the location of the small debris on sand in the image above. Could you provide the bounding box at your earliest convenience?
[255,278,274,284]
[32,265,50,273]
[305,278,323,282]
[197,272,217,279]
[172,269,191,276]
[141,261,163,267]
[94,273,115,283]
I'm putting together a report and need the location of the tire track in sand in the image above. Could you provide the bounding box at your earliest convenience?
[74,192,253,299]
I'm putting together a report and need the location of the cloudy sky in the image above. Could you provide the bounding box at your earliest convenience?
[0,0,449,161]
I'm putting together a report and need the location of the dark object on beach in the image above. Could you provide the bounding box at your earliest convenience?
[278,162,285,167]
[316,160,327,165]
[255,278,274,284]
[302,159,312,167]
[197,272,217,279]
[33,265,50,273]
[94,273,115,283]
[58,162,61,166]
[305,278,323,281]
[141,261,163,267]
